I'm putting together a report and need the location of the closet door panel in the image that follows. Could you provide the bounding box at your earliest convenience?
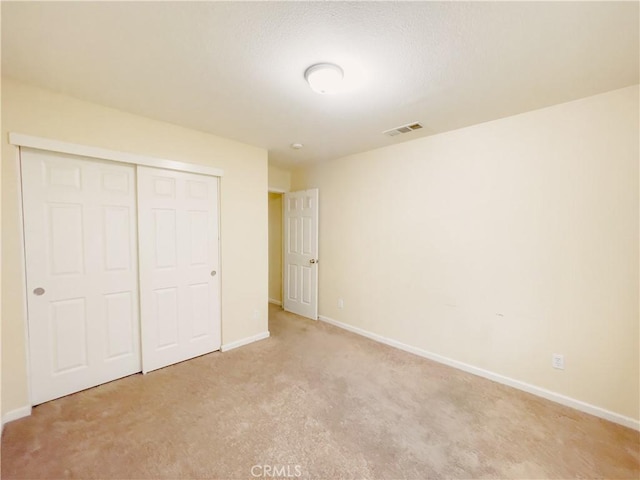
[137,166,220,373]
[22,149,141,405]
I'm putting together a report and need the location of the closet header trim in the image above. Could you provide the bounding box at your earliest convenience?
[9,133,224,177]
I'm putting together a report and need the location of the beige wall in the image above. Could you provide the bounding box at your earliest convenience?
[292,85,639,421]
[0,78,3,419]
[267,165,289,305]
[268,165,291,192]
[1,78,269,416]
[268,193,283,303]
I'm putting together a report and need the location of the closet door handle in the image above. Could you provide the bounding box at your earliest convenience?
[210,270,217,277]
[33,287,45,296]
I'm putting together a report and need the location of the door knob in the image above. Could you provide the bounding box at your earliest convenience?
[33,287,45,296]
[309,259,317,264]
[211,270,217,277]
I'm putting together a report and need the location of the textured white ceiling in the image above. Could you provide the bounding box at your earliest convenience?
[2,2,638,167]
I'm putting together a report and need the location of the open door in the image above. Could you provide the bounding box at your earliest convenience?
[283,189,319,320]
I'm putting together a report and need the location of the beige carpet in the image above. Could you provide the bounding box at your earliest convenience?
[2,304,639,479]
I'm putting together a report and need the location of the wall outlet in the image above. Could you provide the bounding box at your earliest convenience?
[337,298,344,309]
[552,353,565,370]
[252,309,260,321]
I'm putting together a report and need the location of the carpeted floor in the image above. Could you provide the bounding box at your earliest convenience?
[2,304,639,479]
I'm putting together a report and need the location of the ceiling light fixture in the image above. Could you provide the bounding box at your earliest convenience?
[304,63,344,94]
[290,143,304,150]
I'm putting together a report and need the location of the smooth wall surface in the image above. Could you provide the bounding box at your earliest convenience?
[268,165,291,192]
[292,85,640,421]
[1,78,269,416]
[269,193,283,303]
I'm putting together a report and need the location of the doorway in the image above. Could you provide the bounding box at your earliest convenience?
[268,188,319,320]
[268,191,283,306]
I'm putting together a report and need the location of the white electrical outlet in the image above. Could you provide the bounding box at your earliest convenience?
[337,298,344,309]
[252,309,260,321]
[552,353,565,370]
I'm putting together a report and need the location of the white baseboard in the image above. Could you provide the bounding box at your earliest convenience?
[268,298,282,306]
[221,331,270,352]
[319,315,640,431]
[2,405,32,429]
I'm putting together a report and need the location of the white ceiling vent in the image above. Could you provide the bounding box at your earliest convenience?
[383,122,423,137]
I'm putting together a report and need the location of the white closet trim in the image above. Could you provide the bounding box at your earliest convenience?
[9,133,224,177]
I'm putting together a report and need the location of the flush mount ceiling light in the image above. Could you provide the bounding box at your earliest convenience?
[304,63,344,94]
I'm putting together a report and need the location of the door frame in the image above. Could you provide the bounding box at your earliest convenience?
[10,132,224,408]
[10,133,224,177]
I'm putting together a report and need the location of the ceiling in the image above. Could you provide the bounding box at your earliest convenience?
[2,2,638,168]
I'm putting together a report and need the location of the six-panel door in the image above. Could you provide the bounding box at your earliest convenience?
[283,189,319,320]
[22,150,222,404]
[137,166,221,373]
[22,149,142,405]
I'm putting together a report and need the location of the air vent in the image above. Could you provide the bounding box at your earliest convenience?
[383,122,423,137]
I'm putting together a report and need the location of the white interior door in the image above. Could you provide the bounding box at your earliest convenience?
[283,189,319,320]
[22,149,141,405]
[137,166,221,373]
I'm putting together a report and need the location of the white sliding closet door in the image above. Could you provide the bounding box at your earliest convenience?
[137,166,221,373]
[22,149,141,405]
